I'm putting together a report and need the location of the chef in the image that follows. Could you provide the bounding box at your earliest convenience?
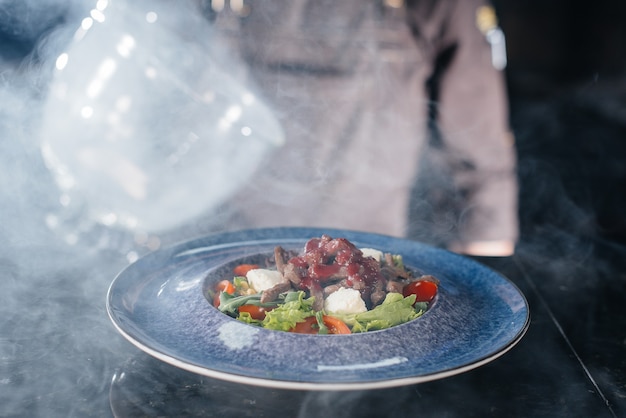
[206,0,518,256]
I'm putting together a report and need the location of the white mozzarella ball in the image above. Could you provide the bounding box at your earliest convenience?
[360,247,383,262]
[324,287,367,315]
[246,269,284,292]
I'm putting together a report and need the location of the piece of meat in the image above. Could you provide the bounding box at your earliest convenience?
[386,280,404,294]
[309,284,324,311]
[350,278,365,291]
[380,253,412,280]
[260,280,292,303]
[274,246,286,274]
[370,289,386,306]
[369,280,386,306]
[282,263,302,286]
[323,284,342,296]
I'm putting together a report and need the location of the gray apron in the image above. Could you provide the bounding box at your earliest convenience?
[212,0,518,247]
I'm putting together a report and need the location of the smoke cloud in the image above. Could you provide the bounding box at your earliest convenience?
[2,1,624,416]
[0,1,283,416]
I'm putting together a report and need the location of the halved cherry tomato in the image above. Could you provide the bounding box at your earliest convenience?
[213,280,236,308]
[289,315,351,335]
[233,264,259,277]
[216,280,236,294]
[290,317,319,334]
[402,279,438,303]
[238,304,273,321]
[322,315,352,334]
[212,291,223,308]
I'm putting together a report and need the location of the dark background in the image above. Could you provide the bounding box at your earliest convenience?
[496,0,626,246]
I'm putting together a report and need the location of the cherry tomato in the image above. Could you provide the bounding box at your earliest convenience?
[402,279,438,303]
[322,315,352,334]
[238,304,273,320]
[289,316,351,334]
[290,317,319,334]
[216,280,235,295]
[213,280,236,308]
[233,264,259,277]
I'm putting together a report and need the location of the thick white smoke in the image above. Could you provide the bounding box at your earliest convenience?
[0,1,283,415]
[37,0,283,246]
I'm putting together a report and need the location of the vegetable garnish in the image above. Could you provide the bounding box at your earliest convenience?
[212,280,236,308]
[207,235,439,334]
[233,264,259,277]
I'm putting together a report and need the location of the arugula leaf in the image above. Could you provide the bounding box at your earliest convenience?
[217,293,262,316]
[315,311,329,335]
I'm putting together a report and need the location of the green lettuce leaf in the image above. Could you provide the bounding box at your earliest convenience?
[335,292,425,333]
[237,311,263,326]
[262,291,316,331]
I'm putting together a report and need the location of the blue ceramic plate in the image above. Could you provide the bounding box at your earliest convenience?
[106,227,529,390]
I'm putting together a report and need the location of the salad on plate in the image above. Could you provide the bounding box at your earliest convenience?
[207,234,439,334]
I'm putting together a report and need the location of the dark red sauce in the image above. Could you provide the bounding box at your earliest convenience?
[287,235,387,305]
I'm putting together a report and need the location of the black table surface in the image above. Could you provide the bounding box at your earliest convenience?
[2,226,625,418]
